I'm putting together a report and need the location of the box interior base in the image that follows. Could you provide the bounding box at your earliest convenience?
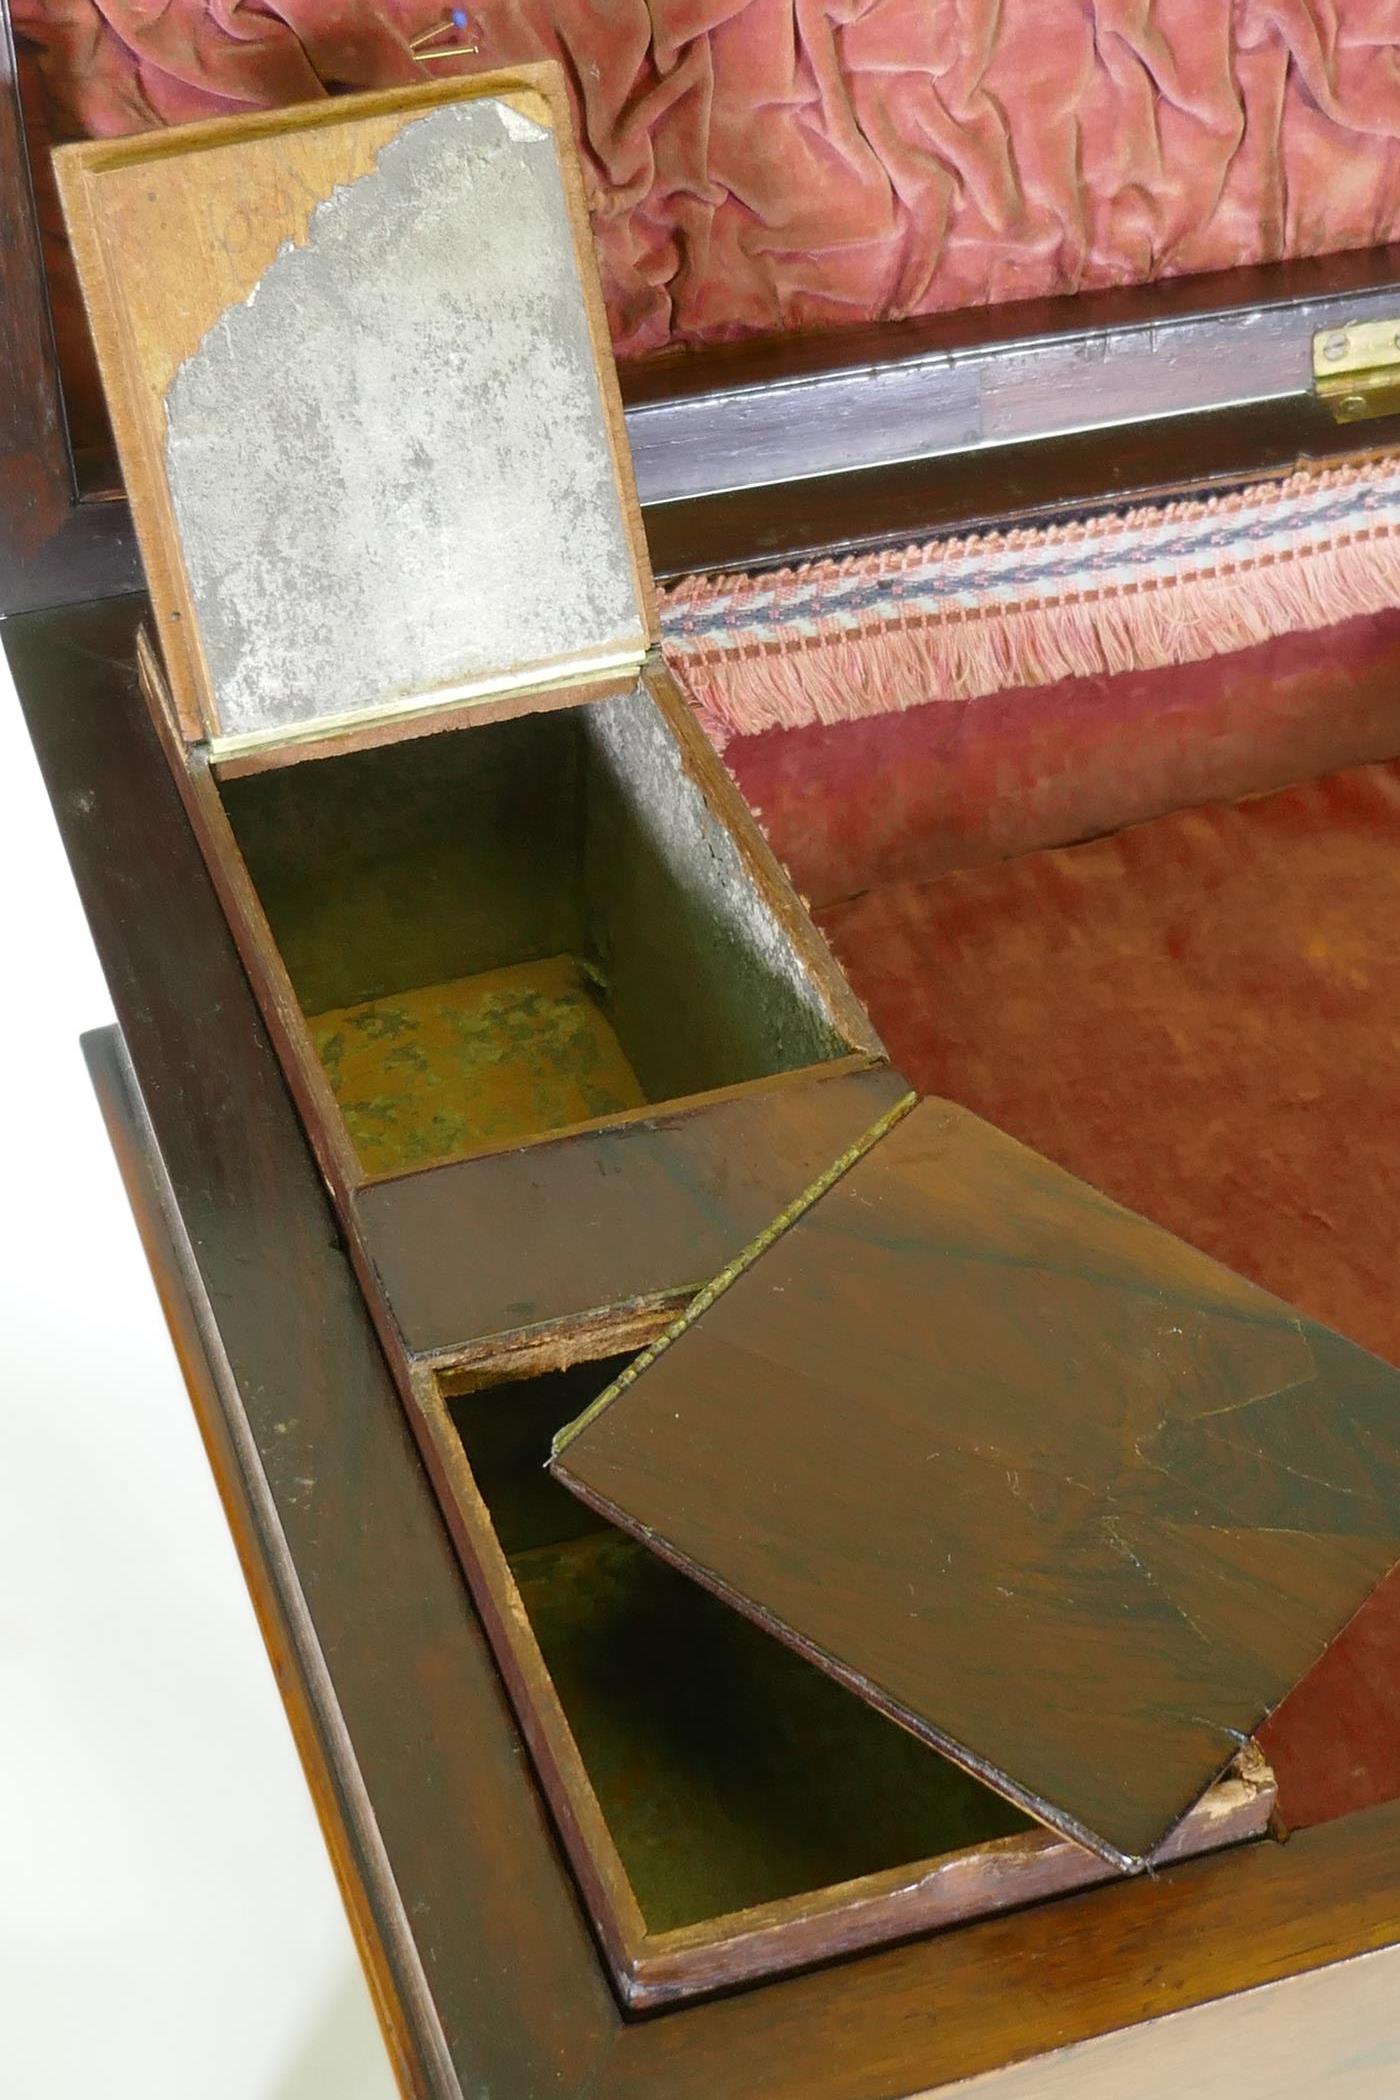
[448,1362,1030,1937]
[721,604,1400,1839]
[308,954,646,1178]
[219,690,848,1178]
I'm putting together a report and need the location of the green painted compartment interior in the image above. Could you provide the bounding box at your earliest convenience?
[449,1359,1032,1936]
[219,695,850,1176]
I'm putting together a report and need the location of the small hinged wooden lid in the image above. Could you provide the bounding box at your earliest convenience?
[551,1091,1400,1870]
[55,69,657,759]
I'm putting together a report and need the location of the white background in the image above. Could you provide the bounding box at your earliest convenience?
[0,641,396,2099]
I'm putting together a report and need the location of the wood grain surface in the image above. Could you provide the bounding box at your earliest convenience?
[361,1061,907,1358]
[553,1095,1400,1869]
[945,1943,1400,2100]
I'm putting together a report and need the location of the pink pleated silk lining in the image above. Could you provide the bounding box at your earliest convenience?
[19,1,1400,358]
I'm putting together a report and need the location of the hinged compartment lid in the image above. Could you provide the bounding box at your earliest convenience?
[551,1093,1400,1870]
[55,70,656,758]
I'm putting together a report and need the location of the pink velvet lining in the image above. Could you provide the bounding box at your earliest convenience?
[19,1,1400,357]
[818,759,1400,1372]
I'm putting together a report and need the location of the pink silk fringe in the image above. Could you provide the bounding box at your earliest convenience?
[660,461,1400,747]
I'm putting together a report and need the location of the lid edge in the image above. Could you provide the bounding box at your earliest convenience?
[549,1086,918,1464]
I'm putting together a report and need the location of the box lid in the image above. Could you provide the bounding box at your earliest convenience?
[550,1091,1400,1870]
[54,70,657,758]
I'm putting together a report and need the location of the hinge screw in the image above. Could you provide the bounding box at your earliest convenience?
[1321,332,1350,362]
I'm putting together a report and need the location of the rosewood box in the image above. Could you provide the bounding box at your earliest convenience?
[10,12,1400,2090]
[49,63,1400,2015]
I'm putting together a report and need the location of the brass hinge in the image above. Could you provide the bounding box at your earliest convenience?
[1313,318,1400,423]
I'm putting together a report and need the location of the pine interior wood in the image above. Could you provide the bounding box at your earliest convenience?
[136,628,877,1366]
[51,67,658,749]
[552,1094,1400,1871]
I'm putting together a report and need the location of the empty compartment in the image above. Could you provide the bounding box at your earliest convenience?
[446,1358,1031,1938]
[220,687,852,1177]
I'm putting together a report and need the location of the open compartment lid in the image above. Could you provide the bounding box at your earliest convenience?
[54,70,657,760]
[550,1092,1400,1870]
